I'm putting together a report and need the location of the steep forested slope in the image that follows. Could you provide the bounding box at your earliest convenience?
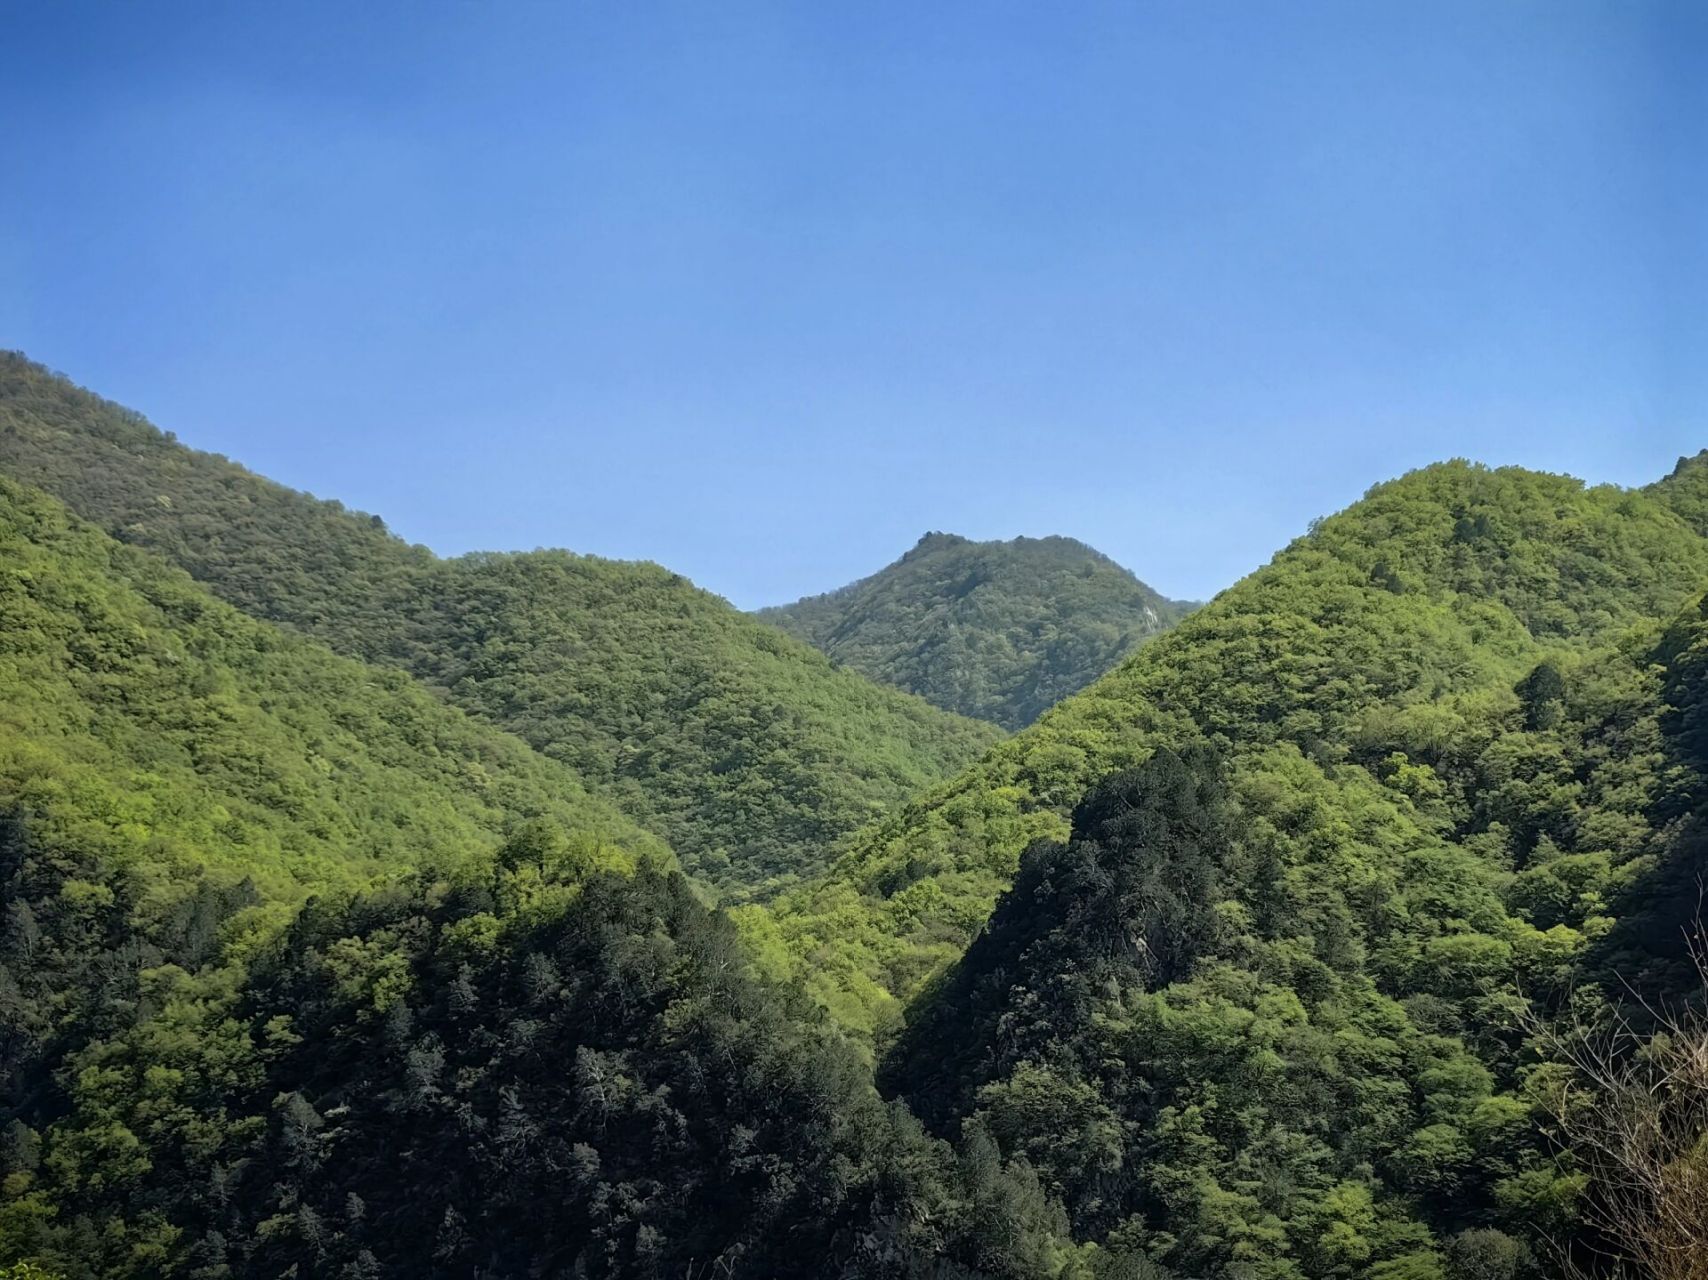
[0,475,662,902]
[0,475,671,1266]
[759,532,1189,729]
[3,859,1106,1279]
[733,458,1708,1276]
[746,462,1708,1026]
[0,354,1000,892]
[0,479,1085,1280]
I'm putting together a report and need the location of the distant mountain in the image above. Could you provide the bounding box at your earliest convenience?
[757,532,1192,729]
[0,353,1000,893]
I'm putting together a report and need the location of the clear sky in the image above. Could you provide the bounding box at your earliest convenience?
[3,2,1702,609]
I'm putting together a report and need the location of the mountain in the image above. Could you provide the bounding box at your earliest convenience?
[751,461,1708,1030]
[0,475,1091,1279]
[1647,447,1708,536]
[6,351,1708,1280]
[0,354,1001,893]
[0,474,663,903]
[736,459,1708,1274]
[0,472,666,1235]
[757,532,1191,730]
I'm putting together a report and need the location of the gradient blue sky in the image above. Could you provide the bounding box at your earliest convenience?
[3,2,1702,608]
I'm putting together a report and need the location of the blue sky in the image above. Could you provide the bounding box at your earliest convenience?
[3,2,1701,608]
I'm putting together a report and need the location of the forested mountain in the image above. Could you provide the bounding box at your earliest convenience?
[0,354,1000,893]
[5,349,1708,1280]
[737,458,1708,1273]
[750,461,1708,1028]
[4,855,1100,1278]
[0,475,663,902]
[0,474,676,1270]
[0,470,1096,1279]
[758,532,1190,729]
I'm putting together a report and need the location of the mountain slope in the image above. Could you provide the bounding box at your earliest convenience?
[0,473,666,1208]
[6,860,1095,1279]
[1647,447,1708,537]
[0,478,1089,1280]
[0,354,1001,892]
[758,532,1190,729]
[0,474,662,903]
[736,460,1708,1274]
[744,461,1708,1030]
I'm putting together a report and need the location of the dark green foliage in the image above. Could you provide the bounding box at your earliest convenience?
[881,751,1551,1276]
[7,862,1094,1279]
[1589,590,1708,997]
[0,354,1000,892]
[881,749,1232,1133]
[760,532,1191,730]
[1516,662,1565,732]
[1657,592,1708,780]
[0,814,255,1150]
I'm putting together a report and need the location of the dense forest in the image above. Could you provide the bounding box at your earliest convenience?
[0,476,664,900]
[0,354,1000,894]
[759,532,1190,730]
[3,357,1707,1278]
[738,456,1708,1273]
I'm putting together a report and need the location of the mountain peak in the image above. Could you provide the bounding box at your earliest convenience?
[1646,449,1708,537]
[906,530,971,558]
[760,532,1190,729]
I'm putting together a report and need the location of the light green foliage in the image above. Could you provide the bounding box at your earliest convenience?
[1647,449,1708,537]
[0,353,1000,892]
[757,460,1708,1034]
[0,474,661,902]
[760,531,1191,730]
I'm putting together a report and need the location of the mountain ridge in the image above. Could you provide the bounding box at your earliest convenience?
[744,458,1708,1033]
[0,352,1002,893]
[6,355,1708,1276]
